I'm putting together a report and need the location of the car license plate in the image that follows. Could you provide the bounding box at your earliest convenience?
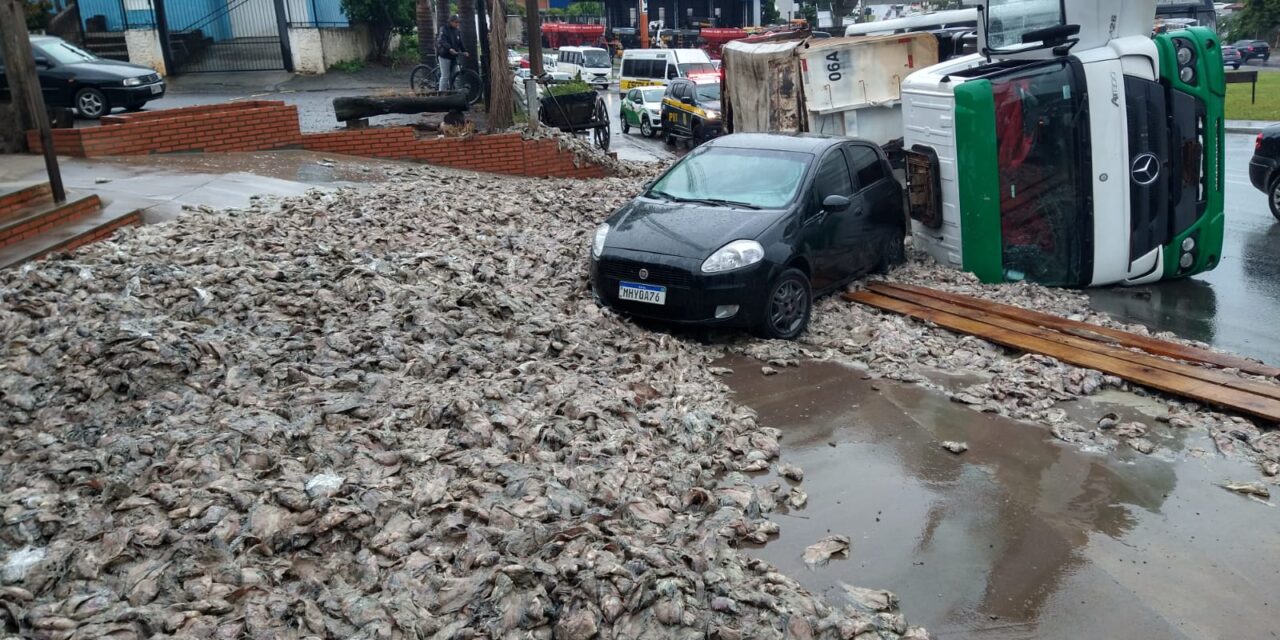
[619,282,666,305]
[150,84,163,94]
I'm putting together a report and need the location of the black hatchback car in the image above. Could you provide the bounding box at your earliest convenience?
[590,133,905,339]
[1231,39,1272,64]
[0,35,165,119]
[1250,124,1280,221]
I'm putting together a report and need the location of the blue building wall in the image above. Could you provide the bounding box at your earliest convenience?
[77,0,353,37]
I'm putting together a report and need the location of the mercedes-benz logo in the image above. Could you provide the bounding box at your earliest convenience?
[1130,153,1161,186]
[638,268,649,280]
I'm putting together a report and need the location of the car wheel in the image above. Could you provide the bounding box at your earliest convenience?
[755,268,812,341]
[691,125,704,148]
[1270,176,1280,222]
[621,114,630,134]
[641,116,654,137]
[664,130,675,146]
[75,88,108,119]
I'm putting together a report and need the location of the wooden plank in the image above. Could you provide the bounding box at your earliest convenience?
[862,283,1280,403]
[870,282,1280,379]
[846,290,1280,423]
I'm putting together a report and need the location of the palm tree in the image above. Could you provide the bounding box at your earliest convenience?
[417,0,437,65]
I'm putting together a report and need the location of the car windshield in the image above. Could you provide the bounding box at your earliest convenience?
[648,147,810,209]
[37,40,98,64]
[583,50,610,66]
[641,88,665,102]
[679,62,717,76]
[694,83,721,101]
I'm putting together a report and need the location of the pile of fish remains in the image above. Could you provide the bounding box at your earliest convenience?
[0,169,927,639]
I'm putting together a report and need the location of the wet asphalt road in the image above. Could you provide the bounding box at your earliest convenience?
[1087,133,1280,365]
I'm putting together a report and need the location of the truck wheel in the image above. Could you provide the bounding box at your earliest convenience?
[755,268,812,341]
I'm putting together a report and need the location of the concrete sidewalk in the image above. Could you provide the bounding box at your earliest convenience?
[164,66,407,94]
[1226,120,1276,134]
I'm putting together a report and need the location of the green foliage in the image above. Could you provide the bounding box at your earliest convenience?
[25,0,54,31]
[340,0,416,60]
[1227,0,1280,42]
[565,2,603,17]
[762,0,780,26]
[330,58,367,73]
[545,78,593,97]
[391,33,419,67]
[800,3,818,29]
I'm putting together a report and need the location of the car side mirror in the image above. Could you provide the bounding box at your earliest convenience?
[822,194,852,212]
[34,56,50,68]
[680,96,694,105]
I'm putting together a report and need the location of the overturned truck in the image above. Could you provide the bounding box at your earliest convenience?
[721,33,939,159]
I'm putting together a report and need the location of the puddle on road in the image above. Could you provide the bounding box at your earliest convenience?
[719,356,1278,640]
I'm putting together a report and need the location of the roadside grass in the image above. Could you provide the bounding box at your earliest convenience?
[1226,68,1280,121]
[330,59,367,74]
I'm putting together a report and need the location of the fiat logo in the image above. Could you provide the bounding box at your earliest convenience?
[638,268,649,280]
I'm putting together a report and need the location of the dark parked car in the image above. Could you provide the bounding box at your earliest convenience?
[0,35,164,119]
[1231,39,1271,64]
[590,133,906,339]
[1250,124,1280,221]
[1222,46,1243,70]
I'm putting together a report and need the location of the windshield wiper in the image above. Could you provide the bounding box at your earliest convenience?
[673,196,761,210]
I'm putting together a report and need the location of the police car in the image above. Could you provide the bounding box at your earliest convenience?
[660,77,722,147]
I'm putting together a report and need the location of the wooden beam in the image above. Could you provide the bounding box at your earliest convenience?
[863,283,1280,403]
[872,282,1280,379]
[846,290,1280,424]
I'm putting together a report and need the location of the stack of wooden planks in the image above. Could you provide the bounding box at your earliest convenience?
[846,282,1280,423]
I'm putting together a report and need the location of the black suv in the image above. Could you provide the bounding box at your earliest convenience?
[1231,40,1272,64]
[1251,124,1280,221]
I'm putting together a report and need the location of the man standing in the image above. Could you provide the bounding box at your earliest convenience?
[436,14,468,91]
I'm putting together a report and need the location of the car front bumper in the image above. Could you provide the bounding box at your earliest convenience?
[590,248,771,327]
[1249,154,1278,192]
[104,82,166,104]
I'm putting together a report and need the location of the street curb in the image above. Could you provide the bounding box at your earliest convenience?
[1226,126,1265,134]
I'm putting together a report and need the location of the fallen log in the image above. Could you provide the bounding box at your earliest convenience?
[333,94,469,122]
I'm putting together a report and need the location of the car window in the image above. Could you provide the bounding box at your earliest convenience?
[812,149,854,206]
[626,89,637,101]
[694,83,720,102]
[846,145,886,191]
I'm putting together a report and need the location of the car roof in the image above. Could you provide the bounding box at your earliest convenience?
[705,133,872,153]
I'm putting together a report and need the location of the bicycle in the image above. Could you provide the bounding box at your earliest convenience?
[410,62,483,106]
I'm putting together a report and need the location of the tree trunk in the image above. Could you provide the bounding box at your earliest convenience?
[476,0,493,105]
[417,0,437,65]
[333,94,470,121]
[460,0,479,73]
[436,0,449,53]
[487,1,513,131]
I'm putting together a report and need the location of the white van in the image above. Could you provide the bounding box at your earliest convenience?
[555,46,612,89]
[619,48,716,92]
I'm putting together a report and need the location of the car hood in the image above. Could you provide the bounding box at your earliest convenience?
[642,100,663,110]
[701,99,722,112]
[64,58,155,78]
[605,198,785,259]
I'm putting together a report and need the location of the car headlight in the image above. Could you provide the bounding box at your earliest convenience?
[123,77,144,86]
[704,110,721,120]
[648,109,662,119]
[592,223,610,258]
[701,240,764,273]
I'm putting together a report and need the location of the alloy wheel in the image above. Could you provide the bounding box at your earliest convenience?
[77,91,105,118]
[770,280,808,336]
[641,117,654,137]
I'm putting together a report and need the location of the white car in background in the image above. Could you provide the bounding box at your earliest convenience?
[513,69,574,107]
[507,48,522,68]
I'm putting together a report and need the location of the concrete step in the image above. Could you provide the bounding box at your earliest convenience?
[0,197,142,269]
[0,181,53,223]
[0,194,103,250]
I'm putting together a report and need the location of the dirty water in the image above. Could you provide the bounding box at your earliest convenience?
[721,356,1279,640]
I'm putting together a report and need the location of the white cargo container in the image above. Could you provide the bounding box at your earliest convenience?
[722,33,939,149]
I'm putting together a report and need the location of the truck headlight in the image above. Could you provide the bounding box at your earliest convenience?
[1176,46,1193,66]
[1174,38,1197,84]
[123,77,144,86]
[1179,66,1196,83]
[592,223,610,258]
[701,240,764,273]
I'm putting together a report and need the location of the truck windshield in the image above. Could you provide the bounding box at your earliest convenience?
[648,147,810,209]
[986,0,1064,50]
[991,59,1091,286]
[679,62,717,76]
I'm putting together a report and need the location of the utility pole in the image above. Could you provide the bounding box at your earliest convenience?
[525,0,543,75]
[0,0,65,202]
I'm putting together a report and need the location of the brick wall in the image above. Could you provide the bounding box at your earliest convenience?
[25,102,611,179]
[0,195,102,249]
[0,182,53,220]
